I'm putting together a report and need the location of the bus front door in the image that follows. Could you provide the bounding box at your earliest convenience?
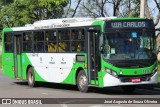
[14,33,22,79]
[87,30,100,85]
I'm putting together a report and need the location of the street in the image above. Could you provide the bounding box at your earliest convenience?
[0,70,160,107]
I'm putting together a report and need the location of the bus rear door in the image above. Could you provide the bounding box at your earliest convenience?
[13,33,22,79]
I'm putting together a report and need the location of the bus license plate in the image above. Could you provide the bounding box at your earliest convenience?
[131,78,141,82]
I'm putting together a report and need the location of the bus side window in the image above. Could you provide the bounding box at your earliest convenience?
[23,32,32,52]
[48,42,56,52]
[34,31,44,52]
[71,30,77,51]
[71,29,85,52]
[45,30,57,53]
[4,33,13,53]
[58,30,70,52]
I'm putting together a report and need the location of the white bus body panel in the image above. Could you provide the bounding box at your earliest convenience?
[27,53,76,83]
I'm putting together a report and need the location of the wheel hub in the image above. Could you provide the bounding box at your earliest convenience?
[28,72,33,84]
[79,75,87,89]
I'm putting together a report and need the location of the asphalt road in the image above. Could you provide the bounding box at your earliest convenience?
[0,70,160,107]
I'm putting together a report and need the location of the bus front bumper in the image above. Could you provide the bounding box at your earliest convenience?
[103,72,158,87]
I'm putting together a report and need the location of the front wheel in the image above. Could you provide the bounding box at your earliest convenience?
[27,67,36,87]
[77,70,89,92]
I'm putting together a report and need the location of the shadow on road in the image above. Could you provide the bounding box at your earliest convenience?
[14,81,160,95]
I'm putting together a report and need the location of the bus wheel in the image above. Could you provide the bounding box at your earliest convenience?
[27,67,36,87]
[121,86,136,93]
[77,70,89,92]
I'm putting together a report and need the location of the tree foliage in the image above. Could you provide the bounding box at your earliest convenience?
[0,0,69,28]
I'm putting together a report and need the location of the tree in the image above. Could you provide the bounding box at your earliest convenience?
[153,0,160,26]
[77,0,112,17]
[113,0,121,16]
[65,0,140,18]
[119,0,140,17]
[0,0,13,6]
[0,0,69,28]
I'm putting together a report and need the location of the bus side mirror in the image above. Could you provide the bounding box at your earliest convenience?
[100,36,103,46]
[100,36,104,53]
[101,45,104,53]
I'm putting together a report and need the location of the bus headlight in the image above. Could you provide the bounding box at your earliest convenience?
[151,67,158,76]
[105,67,118,78]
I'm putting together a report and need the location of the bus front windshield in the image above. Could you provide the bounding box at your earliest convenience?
[103,31,156,60]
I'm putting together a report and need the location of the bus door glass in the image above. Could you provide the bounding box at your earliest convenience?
[14,33,22,78]
[87,30,100,84]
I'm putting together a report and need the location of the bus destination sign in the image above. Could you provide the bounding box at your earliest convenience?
[105,20,154,30]
[111,21,146,28]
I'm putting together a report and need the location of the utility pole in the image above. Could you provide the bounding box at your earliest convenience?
[140,0,146,18]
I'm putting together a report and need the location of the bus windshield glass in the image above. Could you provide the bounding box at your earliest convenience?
[103,31,156,60]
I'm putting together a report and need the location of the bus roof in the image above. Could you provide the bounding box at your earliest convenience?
[3,17,148,32]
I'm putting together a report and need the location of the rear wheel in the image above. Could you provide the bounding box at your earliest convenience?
[77,70,89,92]
[27,67,36,87]
[121,86,136,93]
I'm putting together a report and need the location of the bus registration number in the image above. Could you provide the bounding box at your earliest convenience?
[131,78,141,82]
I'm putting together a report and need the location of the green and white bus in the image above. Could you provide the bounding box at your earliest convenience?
[2,17,158,92]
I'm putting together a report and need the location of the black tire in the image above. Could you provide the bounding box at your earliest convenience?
[27,67,36,87]
[121,86,136,93]
[77,70,89,92]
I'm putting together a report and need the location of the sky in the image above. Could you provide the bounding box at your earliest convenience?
[148,0,158,19]
[148,0,160,28]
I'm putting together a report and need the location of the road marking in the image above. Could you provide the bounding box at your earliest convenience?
[89,105,102,107]
[41,93,48,95]
[89,105,122,107]
[60,104,68,107]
